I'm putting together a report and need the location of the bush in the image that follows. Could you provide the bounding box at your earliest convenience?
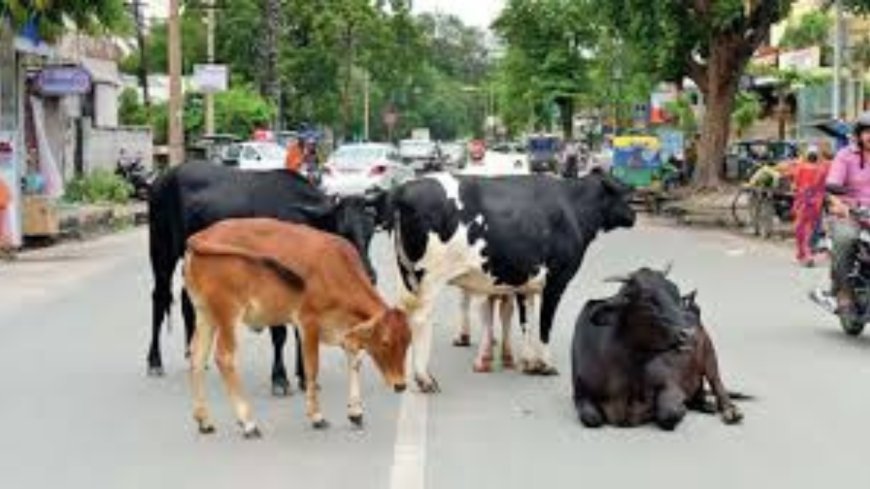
[64,169,133,204]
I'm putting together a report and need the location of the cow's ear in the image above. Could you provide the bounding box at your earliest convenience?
[588,296,627,326]
[682,290,698,309]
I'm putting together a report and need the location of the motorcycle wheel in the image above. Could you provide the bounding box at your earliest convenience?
[840,316,866,336]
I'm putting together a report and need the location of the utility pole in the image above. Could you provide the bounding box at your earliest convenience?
[833,0,844,120]
[168,0,184,165]
[131,0,150,107]
[363,70,370,141]
[205,0,215,135]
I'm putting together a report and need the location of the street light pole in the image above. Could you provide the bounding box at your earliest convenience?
[833,0,844,120]
[168,0,184,165]
[364,70,370,141]
[205,0,215,135]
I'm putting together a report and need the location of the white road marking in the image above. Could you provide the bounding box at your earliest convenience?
[389,391,428,489]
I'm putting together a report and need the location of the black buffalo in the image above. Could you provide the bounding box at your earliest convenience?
[390,170,636,392]
[571,268,744,430]
[147,162,379,394]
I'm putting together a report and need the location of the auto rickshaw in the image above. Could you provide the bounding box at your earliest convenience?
[527,134,561,174]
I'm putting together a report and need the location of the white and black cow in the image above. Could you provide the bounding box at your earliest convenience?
[391,169,636,392]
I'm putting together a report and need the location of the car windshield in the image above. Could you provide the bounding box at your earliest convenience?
[249,143,285,160]
[400,140,435,157]
[333,145,389,166]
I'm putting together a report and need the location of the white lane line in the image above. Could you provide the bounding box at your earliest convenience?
[389,391,428,489]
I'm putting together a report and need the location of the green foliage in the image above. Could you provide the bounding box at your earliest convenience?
[1,0,127,40]
[118,88,149,126]
[664,94,698,135]
[64,169,132,204]
[731,91,762,137]
[779,11,832,49]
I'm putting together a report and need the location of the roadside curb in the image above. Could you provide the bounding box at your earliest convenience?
[55,202,148,241]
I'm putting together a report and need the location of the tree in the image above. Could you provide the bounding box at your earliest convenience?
[731,91,762,138]
[779,11,832,50]
[665,93,699,136]
[1,0,127,39]
[494,0,595,137]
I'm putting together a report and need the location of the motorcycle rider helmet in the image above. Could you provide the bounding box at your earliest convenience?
[853,112,870,141]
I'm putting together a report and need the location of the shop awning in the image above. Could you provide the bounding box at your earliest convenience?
[80,57,122,86]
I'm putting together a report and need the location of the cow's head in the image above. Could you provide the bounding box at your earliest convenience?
[345,308,411,393]
[331,195,379,283]
[598,267,695,353]
[586,168,636,232]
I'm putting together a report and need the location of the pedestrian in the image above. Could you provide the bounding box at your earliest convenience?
[0,177,14,260]
[285,138,304,173]
[787,145,829,267]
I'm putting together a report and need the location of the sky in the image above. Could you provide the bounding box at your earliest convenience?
[412,0,505,30]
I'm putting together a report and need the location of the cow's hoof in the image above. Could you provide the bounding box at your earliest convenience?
[415,374,441,394]
[502,355,516,370]
[147,365,165,377]
[539,365,559,376]
[452,334,471,347]
[241,424,262,439]
[197,422,216,435]
[271,380,292,397]
[472,360,492,373]
[312,419,330,430]
[185,348,191,360]
[348,414,364,428]
[721,406,743,425]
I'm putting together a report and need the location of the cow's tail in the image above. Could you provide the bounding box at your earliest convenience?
[148,171,183,335]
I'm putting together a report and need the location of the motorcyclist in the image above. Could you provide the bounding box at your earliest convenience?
[562,139,580,178]
[824,112,870,317]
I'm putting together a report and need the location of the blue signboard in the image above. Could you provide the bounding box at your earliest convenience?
[35,66,92,96]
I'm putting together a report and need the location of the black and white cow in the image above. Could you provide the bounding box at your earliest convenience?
[391,169,636,392]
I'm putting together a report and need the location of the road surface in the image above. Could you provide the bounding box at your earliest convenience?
[0,220,866,489]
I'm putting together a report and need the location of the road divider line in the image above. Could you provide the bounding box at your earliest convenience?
[389,391,428,489]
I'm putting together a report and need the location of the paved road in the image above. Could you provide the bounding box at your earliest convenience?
[0,221,866,489]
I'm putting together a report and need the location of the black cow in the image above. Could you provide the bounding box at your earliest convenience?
[391,169,636,392]
[147,162,379,395]
[571,268,744,430]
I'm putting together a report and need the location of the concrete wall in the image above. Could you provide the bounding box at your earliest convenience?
[82,120,153,173]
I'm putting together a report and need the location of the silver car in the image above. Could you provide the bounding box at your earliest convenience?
[322,143,413,196]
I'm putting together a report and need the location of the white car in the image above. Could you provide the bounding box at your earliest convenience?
[322,143,414,196]
[460,151,529,177]
[223,142,286,171]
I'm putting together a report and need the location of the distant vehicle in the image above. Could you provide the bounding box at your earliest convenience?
[440,142,468,169]
[527,134,561,173]
[725,139,799,181]
[223,142,286,171]
[189,133,241,165]
[274,130,299,149]
[322,143,413,196]
[411,128,431,141]
[399,139,442,174]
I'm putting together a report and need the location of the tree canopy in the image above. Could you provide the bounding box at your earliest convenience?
[1,0,127,39]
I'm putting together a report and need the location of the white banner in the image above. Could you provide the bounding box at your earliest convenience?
[193,64,228,93]
[779,47,820,71]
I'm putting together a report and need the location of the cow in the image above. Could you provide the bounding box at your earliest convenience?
[183,218,411,437]
[146,162,380,396]
[571,268,744,430]
[391,169,636,392]
[454,291,532,373]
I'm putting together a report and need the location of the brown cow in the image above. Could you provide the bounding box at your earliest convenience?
[183,218,410,438]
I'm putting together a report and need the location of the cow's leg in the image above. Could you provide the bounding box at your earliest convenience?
[190,313,217,435]
[300,323,328,428]
[294,327,306,390]
[519,295,536,373]
[531,273,574,376]
[499,295,515,369]
[403,284,445,393]
[269,325,291,397]
[453,290,472,347]
[473,297,495,373]
[181,288,196,358]
[346,349,365,427]
[654,384,688,431]
[701,333,743,425]
[214,323,260,439]
[148,283,171,376]
[573,380,604,428]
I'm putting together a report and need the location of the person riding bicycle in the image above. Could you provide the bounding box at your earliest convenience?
[824,112,870,317]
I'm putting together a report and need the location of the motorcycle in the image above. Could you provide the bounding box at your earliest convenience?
[115,157,155,201]
[811,206,870,336]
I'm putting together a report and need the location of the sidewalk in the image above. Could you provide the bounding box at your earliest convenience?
[55,201,148,240]
[661,187,793,238]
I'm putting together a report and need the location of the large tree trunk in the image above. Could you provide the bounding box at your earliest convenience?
[260,0,280,110]
[694,40,745,189]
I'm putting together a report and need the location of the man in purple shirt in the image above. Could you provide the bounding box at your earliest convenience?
[825,113,870,315]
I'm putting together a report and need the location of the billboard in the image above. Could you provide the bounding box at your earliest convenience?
[192,64,228,93]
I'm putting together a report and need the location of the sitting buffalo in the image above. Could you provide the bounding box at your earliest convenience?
[571,268,745,430]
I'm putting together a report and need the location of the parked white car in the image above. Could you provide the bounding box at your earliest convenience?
[223,142,286,171]
[322,143,414,196]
